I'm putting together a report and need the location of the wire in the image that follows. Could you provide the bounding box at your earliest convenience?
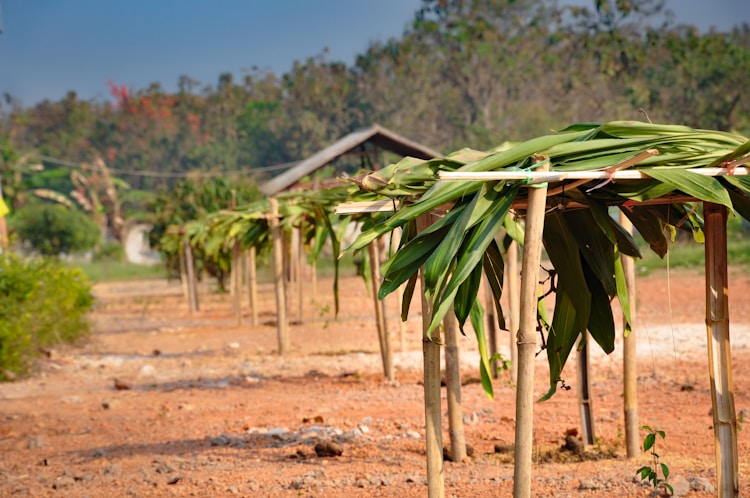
[26,153,300,178]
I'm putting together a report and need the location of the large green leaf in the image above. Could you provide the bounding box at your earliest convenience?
[540,285,582,401]
[542,211,591,332]
[469,298,494,399]
[425,185,518,336]
[563,209,617,297]
[582,260,615,354]
[587,199,641,258]
[642,168,733,208]
[622,206,668,258]
[423,182,502,294]
[482,239,506,331]
[454,263,484,332]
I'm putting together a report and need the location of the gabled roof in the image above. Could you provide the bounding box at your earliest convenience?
[259,124,442,196]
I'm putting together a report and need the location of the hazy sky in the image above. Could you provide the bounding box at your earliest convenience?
[0,0,747,107]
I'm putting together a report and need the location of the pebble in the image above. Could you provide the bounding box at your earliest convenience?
[670,475,691,497]
[139,364,155,376]
[27,435,44,449]
[688,476,715,493]
[209,435,230,446]
[102,399,120,410]
[578,478,602,490]
[52,476,75,490]
[315,441,343,457]
[265,427,288,438]
[405,430,421,439]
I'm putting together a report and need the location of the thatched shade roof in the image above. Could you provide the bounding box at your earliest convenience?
[259,124,441,196]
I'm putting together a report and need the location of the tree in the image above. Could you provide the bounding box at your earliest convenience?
[11,202,101,257]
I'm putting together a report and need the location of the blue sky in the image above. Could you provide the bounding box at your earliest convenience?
[0,0,747,107]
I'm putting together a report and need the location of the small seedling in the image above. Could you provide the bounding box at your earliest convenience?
[636,425,673,496]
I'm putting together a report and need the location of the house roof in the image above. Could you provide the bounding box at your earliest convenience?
[259,124,442,196]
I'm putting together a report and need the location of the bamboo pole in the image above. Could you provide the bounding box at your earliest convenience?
[506,239,520,384]
[416,212,444,498]
[296,226,304,323]
[704,202,739,497]
[438,164,749,182]
[179,243,189,301]
[444,309,467,463]
[184,238,199,313]
[246,247,258,326]
[232,240,242,326]
[577,333,595,445]
[269,198,289,355]
[513,156,549,498]
[619,213,640,458]
[368,241,394,382]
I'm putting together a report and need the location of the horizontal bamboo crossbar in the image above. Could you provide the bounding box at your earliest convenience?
[438,166,750,182]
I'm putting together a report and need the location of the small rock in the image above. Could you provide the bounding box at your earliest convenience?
[27,435,44,449]
[265,427,288,439]
[315,441,343,457]
[104,464,122,476]
[52,476,75,490]
[405,430,421,439]
[361,416,373,425]
[670,475,690,497]
[113,378,132,390]
[563,434,584,454]
[579,478,602,490]
[688,476,715,493]
[209,435,230,446]
[102,399,120,410]
[226,485,240,494]
[139,365,155,377]
[167,476,181,485]
[227,342,240,349]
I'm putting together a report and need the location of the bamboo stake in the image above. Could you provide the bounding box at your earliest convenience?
[377,238,393,373]
[416,212,444,498]
[513,156,549,498]
[184,238,199,313]
[704,202,739,497]
[269,198,289,355]
[368,241,394,382]
[179,242,189,301]
[577,333,595,445]
[246,247,258,326]
[507,237,520,384]
[444,309,467,463]
[296,226,304,322]
[232,240,242,326]
[619,213,640,458]
[311,262,317,302]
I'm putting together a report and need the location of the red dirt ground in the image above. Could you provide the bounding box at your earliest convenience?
[1,267,749,497]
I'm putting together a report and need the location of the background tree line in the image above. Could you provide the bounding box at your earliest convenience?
[1,0,749,210]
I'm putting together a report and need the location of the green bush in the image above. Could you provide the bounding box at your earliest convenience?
[0,253,94,380]
[10,202,101,257]
[93,240,125,262]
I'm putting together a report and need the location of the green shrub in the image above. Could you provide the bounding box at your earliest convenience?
[0,253,94,380]
[10,202,101,257]
[93,240,125,262]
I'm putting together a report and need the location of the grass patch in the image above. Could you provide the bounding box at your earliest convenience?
[634,224,750,275]
[73,261,168,282]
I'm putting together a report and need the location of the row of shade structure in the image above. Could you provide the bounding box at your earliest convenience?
[171,122,749,497]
